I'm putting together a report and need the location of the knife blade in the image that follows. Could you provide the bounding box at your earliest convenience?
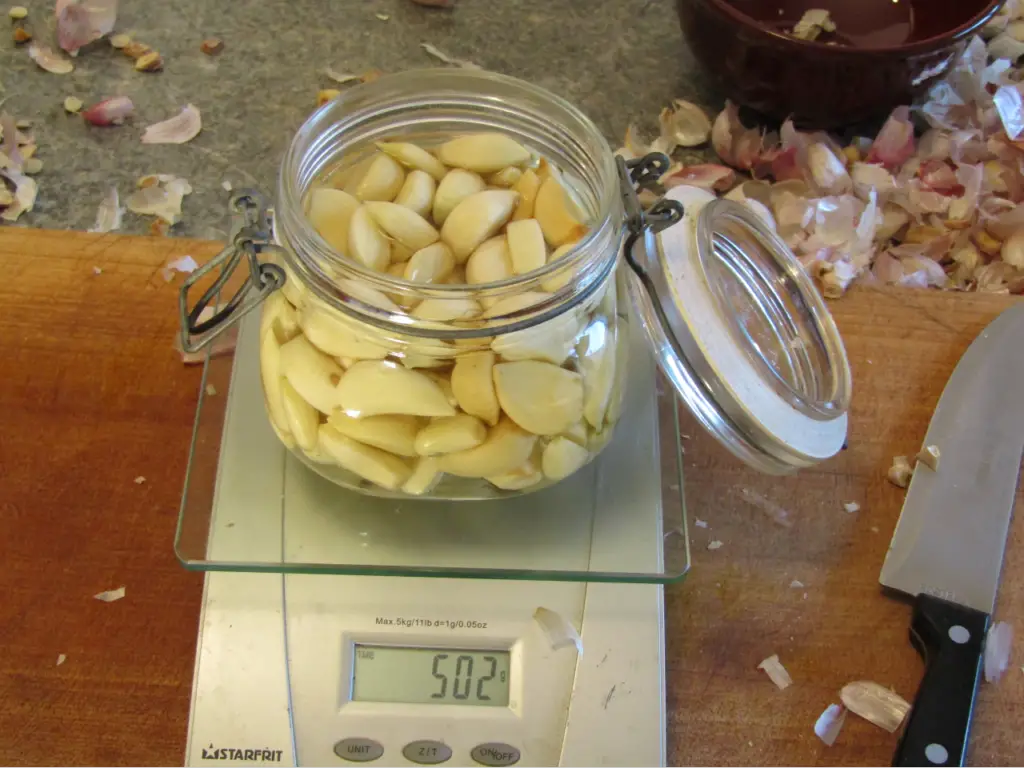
[880,302,1024,767]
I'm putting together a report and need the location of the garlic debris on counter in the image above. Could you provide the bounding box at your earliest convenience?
[141,104,202,145]
[93,585,126,602]
[814,704,847,746]
[840,681,910,732]
[887,455,914,488]
[757,654,792,690]
[984,621,1014,683]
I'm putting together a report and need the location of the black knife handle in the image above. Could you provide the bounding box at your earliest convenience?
[893,594,990,767]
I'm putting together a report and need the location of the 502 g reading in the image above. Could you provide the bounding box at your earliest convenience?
[352,646,512,708]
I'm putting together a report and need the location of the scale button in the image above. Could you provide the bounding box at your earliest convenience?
[333,738,384,762]
[470,743,521,766]
[402,740,452,764]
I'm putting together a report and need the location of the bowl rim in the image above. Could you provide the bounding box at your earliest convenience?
[699,0,1006,55]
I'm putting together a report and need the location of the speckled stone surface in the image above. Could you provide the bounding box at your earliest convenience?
[0,0,719,238]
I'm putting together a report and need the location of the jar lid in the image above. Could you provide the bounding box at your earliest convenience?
[625,184,852,474]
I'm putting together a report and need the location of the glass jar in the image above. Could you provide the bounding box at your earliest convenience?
[180,68,852,502]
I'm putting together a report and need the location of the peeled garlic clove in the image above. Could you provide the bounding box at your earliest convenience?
[493,360,583,435]
[390,241,415,263]
[466,236,513,285]
[260,330,292,435]
[281,378,319,451]
[512,169,541,221]
[348,205,391,272]
[327,412,422,457]
[336,360,456,418]
[534,176,587,247]
[403,456,443,496]
[561,419,588,447]
[415,413,487,456]
[364,201,440,252]
[355,152,406,202]
[299,303,389,359]
[260,290,300,344]
[491,310,581,366]
[376,141,447,181]
[577,318,616,428]
[308,187,361,255]
[482,291,549,318]
[425,370,459,407]
[404,242,455,284]
[440,189,520,262]
[438,133,531,174]
[385,262,418,310]
[318,424,412,490]
[487,166,523,188]
[279,335,345,414]
[393,169,437,219]
[337,154,378,197]
[336,278,402,313]
[436,416,537,478]
[433,169,487,226]
[411,297,481,321]
[450,350,499,425]
[506,218,547,275]
[541,436,590,481]
[540,243,577,292]
[487,459,543,490]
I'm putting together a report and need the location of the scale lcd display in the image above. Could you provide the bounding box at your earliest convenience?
[352,645,511,707]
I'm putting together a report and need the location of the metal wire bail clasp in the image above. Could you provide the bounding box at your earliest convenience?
[616,152,684,264]
[178,190,286,354]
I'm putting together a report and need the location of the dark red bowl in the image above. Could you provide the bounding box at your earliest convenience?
[676,0,1004,128]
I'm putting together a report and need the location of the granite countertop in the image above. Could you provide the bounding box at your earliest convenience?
[0,0,717,239]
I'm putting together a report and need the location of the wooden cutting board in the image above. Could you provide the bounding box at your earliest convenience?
[0,228,1021,766]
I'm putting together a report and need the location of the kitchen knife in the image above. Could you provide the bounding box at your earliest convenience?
[879,302,1024,768]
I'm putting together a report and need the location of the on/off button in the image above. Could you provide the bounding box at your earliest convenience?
[470,743,521,766]
[333,738,384,762]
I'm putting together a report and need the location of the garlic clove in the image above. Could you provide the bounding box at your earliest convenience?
[308,187,361,256]
[386,262,419,310]
[539,242,577,292]
[505,218,547,275]
[534,176,587,247]
[299,303,390,359]
[336,360,456,418]
[440,189,520,262]
[278,335,346,414]
[337,154,378,197]
[425,370,459,407]
[327,412,422,457]
[806,143,852,194]
[355,152,406,202]
[260,290,300,345]
[404,241,455,284]
[561,419,589,448]
[465,235,513,285]
[376,141,448,181]
[541,436,590,481]
[411,297,482,321]
[394,169,437,219]
[482,291,549,318]
[335,278,402,313]
[402,456,444,496]
[318,424,412,490]
[576,317,617,428]
[487,457,543,490]
[487,166,523,188]
[491,309,581,366]
[347,205,391,271]
[364,201,440,252]
[438,133,531,174]
[414,413,488,456]
[436,416,537,478]
[433,168,487,226]
[260,329,292,436]
[512,169,541,221]
[450,350,500,426]
[493,360,584,435]
[390,241,415,263]
[280,378,319,451]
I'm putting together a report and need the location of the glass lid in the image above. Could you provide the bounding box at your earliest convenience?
[175,311,689,584]
[625,183,852,475]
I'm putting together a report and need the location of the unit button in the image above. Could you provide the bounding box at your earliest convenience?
[333,738,384,762]
[402,740,452,765]
[470,743,521,766]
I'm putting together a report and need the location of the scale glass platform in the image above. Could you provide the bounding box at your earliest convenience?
[176,309,690,767]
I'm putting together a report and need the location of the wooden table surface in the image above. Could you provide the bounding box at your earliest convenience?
[0,228,1021,766]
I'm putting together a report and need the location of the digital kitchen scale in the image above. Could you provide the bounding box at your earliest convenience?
[176,311,691,767]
